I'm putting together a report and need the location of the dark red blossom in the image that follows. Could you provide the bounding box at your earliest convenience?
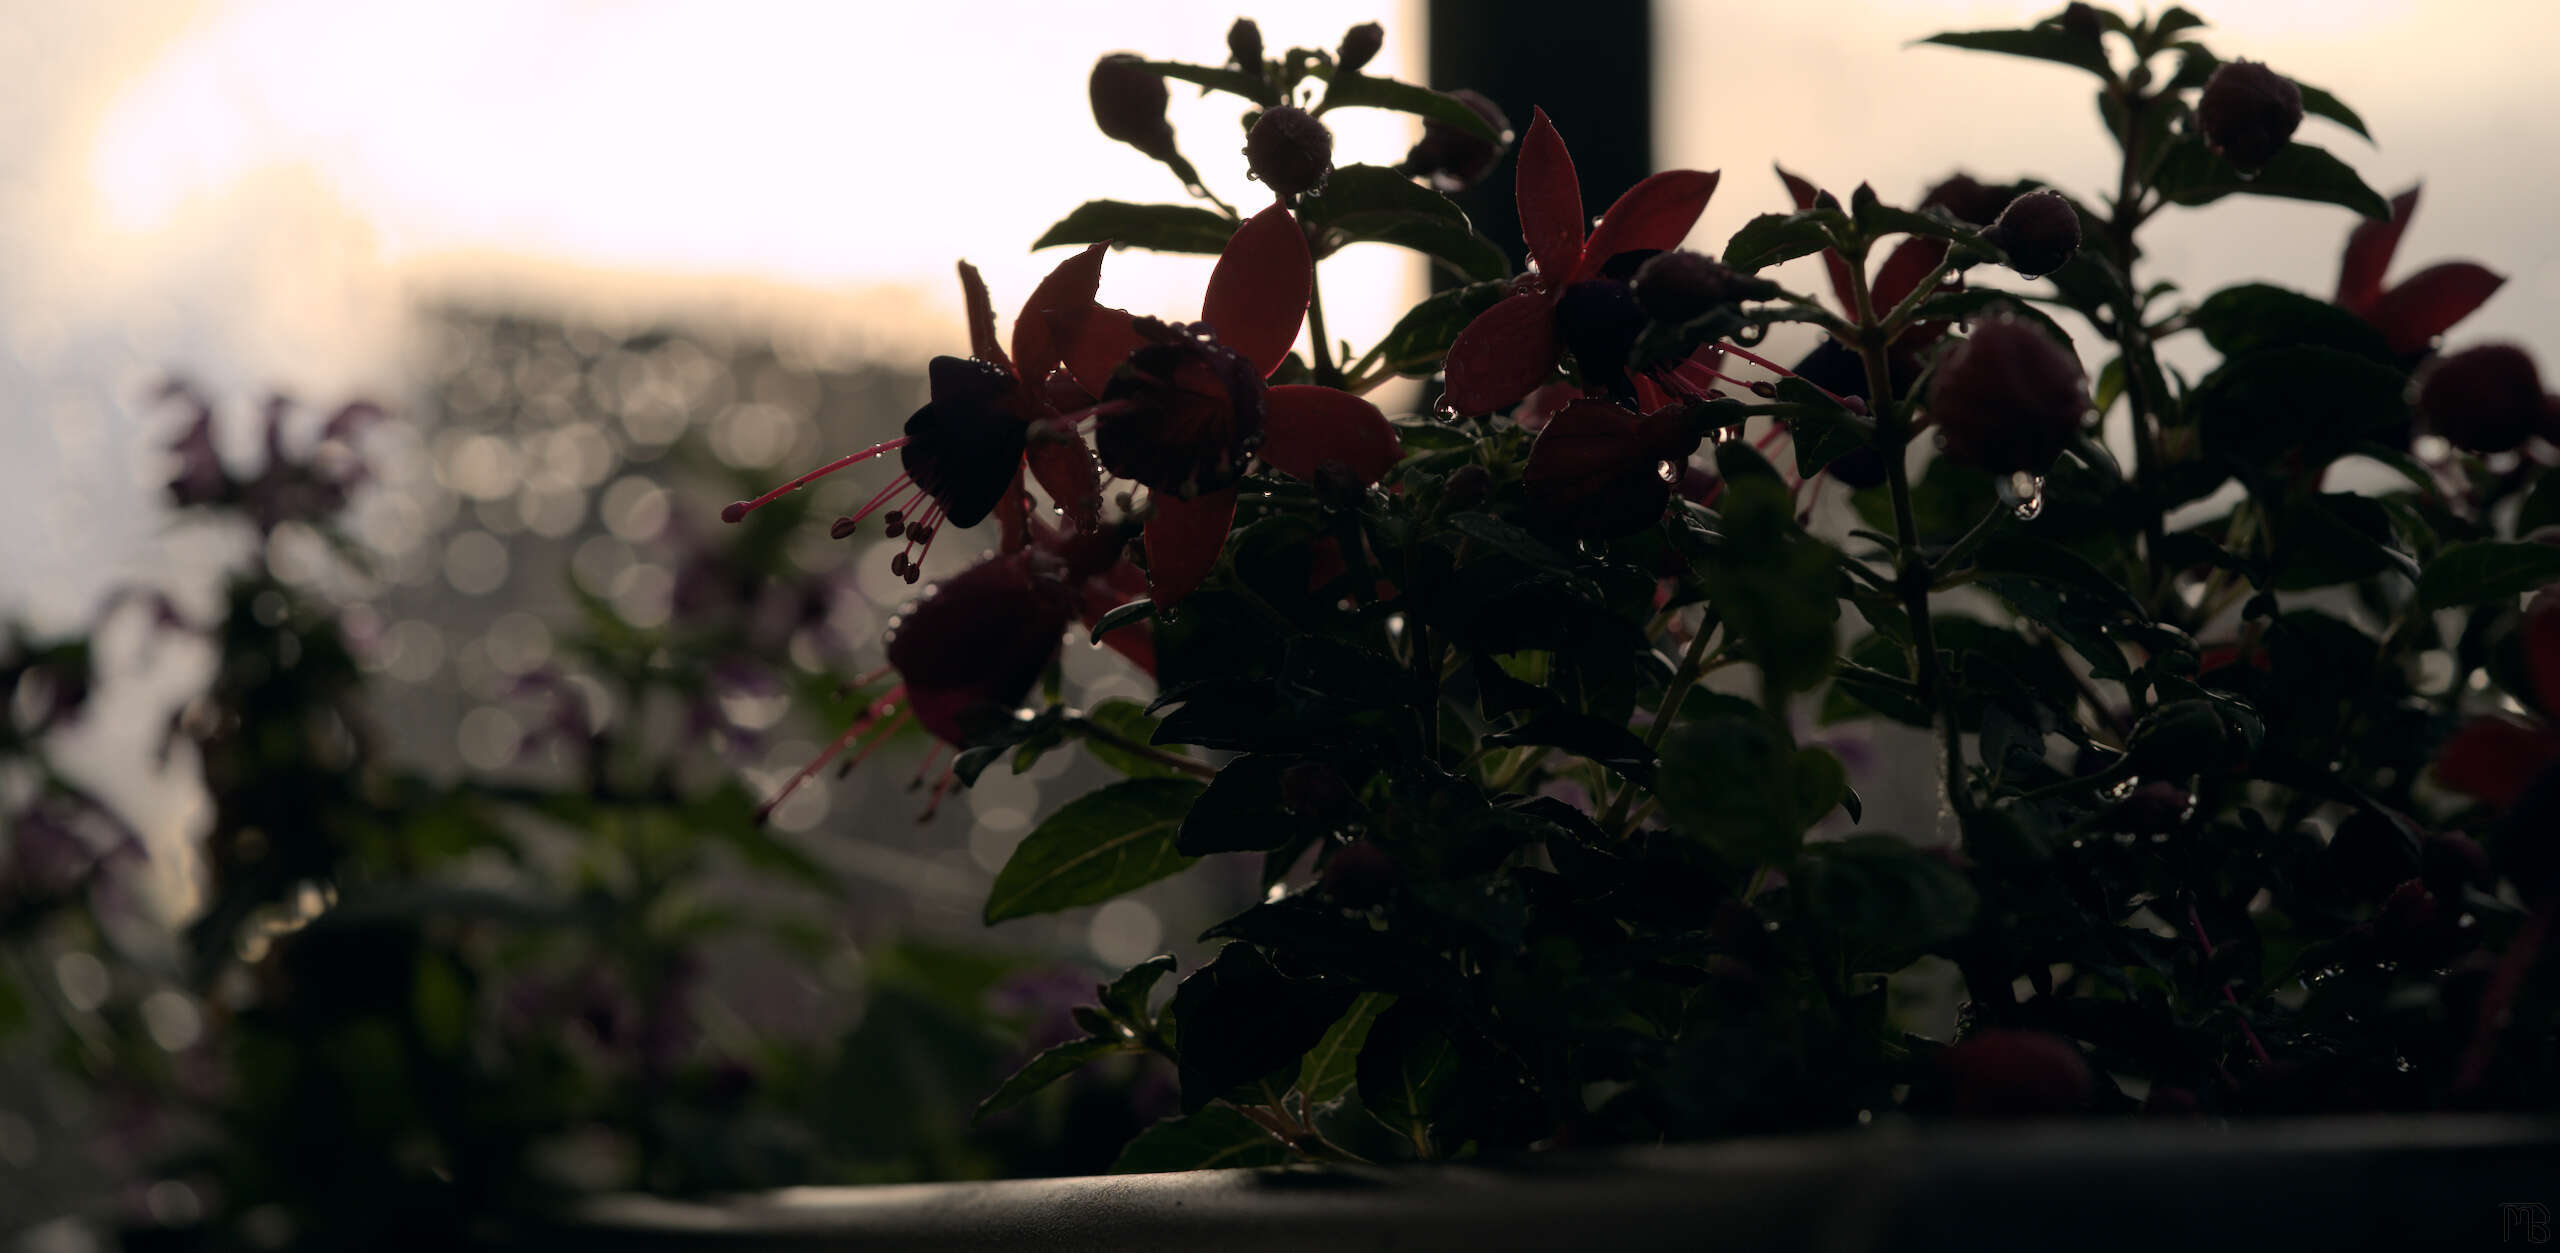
[1056,201,1399,606]
[1524,398,1708,538]
[2198,60,2302,172]
[2434,587,2560,808]
[2334,186,2507,355]
[2416,343,2547,455]
[1440,110,1721,415]
[722,249,1111,580]
[1942,1029,2092,1118]
[1927,315,2090,476]
[886,547,1083,745]
[160,384,383,535]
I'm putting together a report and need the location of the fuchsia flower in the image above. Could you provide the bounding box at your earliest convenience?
[1053,201,1402,606]
[2335,186,2505,357]
[2434,587,2560,809]
[1441,110,1722,416]
[720,245,1117,579]
[1775,166,1963,358]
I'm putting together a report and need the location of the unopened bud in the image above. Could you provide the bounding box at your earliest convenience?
[1985,189,2082,279]
[1320,840,1395,907]
[1245,105,1333,197]
[1631,250,1776,323]
[1442,463,1490,511]
[1928,316,2090,475]
[2198,59,2303,172]
[1336,22,1384,74]
[2417,343,2545,454]
[1226,18,1264,71]
[1090,54,1177,161]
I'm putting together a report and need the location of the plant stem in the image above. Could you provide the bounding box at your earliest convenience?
[1071,717,1218,779]
[1600,620,1720,834]
[1846,256,1969,822]
[1303,219,1344,388]
[2106,85,2170,609]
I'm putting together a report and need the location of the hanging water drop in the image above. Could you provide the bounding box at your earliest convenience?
[1712,424,1745,446]
[2103,775,2139,802]
[2000,470,2046,521]
[1432,395,1464,424]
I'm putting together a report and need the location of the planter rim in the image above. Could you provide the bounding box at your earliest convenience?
[562,1114,2560,1251]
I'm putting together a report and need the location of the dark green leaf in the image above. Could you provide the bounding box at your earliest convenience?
[2152,137,2391,219]
[1138,59,1278,107]
[1170,942,1357,1112]
[1918,26,2114,78]
[1110,1105,1292,1174]
[1034,201,1239,255]
[1307,67,1501,142]
[1082,700,1187,780]
[1305,165,1511,282]
[2418,542,2560,611]
[1775,378,1874,477]
[1089,598,1155,644]
[1850,182,1985,246]
[1655,710,1827,864]
[1483,711,1654,782]
[1299,991,1391,1106]
[1798,834,1980,972]
[2192,346,2409,474]
[1099,954,1178,1024]
[984,779,1205,923]
[1908,289,2076,350]
[1355,1000,1459,1133]
[2187,283,2392,362]
[2296,83,2372,142]
[977,1036,1130,1121]
[1724,211,1841,273]
[1179,755,1317,855]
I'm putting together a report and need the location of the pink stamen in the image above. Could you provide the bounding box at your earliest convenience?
[754,695,897,824]
[1719,342,1858,411]
[722,437,910,523]
[916,764,961,823]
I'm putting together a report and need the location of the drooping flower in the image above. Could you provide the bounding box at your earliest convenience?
[2434,586,2560,809]
[720,248,1113,581]
[1926,315,2092,476]
[1523,397,1711,538]
[2334,186,2506,357]
[1055,200,1401,606]
[161,383,383,535]
[1440,110,1721,416]
[2416,343,2550,455]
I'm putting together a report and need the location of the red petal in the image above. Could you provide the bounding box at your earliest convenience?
[1871,236,1952,315]
[1441,291,1561,416]
[2336,186,2419,315]
[2369,262,2508,355]
[1576,170,1721,282]
[1776,164,1857,317]
[1026,419,1104,532]
[1526,398,1649,485]
[1143,486,1237,607]
[2433,715,2560,809]
[1202,201,1310,378]
[1260,385,1402,485]
[1013,242,1108,383]
[2526,589,2560,719]
[1056,304,1145,399]
[1517,109,1586,283]
[957,260,1012,374]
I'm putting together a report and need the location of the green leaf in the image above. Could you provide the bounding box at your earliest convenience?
[1138,58,1278,108]
[1099,954,1178,1024]
[1170,942,1356,1112]
[1298,991,1392,1106]
[977,1036,1130,1121]
[1110,1105,1292,1174]
[2192,346,2408,475]
[1918,26,2114,78]
[1724,211,1841,273]
[1304,165,1511,283]
[1178,755,1317,855]
[2151,137,2391,220]
[1358,281,1510,378]
[1798,834,1979,972]
[1082,699,1187,780]
[1089,598,1155,644]
[1850,183,1984,246]
[984,779,1205,923]
[1908,288,2076,350]
[2149,7,2207,42]
[1655,709,1826,864]
[2296,82,2372,143]
[1033,200,1239,255]
[1306,66,1501,142]
[1355,1000,1459,1133]
[2188,283,2392,362]
[2417,542,2560,611]
[1775,378,1874,477]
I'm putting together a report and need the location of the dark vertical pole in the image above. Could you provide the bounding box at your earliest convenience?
[1425,0,1653,278]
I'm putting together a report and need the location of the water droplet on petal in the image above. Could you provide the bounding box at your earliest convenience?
[2001,470,2047,521]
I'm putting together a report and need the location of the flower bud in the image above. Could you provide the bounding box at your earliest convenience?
[2198,59,2302,172]
[1320,840,1395,907]
[1090,54,1176,161]
[2416,343,2545,454]
[1226,18,1264,71]
[2059,2,2106,43]
[1927,316,2089,475]
[1943,1029,2092,1118]
[1441,463,1491,511]
[1400,89,1509,192]
[1336,22,1384,74]
[1631,250,1777,324]
[1244,105,1334,198]
[1919,172,2012,227]
[886,549,1077,744]
[1985,189,2082,279]
[1280,761,1357,822]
